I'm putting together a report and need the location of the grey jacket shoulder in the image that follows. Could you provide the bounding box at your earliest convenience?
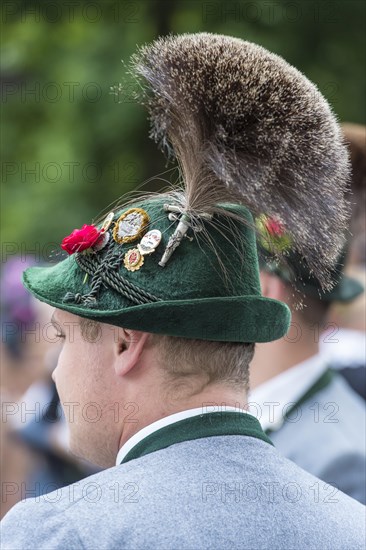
[270,373,366,503]
[1,436,365,550]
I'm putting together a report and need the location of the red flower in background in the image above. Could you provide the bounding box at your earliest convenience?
[264,217,285,237]
[61,224,101,255]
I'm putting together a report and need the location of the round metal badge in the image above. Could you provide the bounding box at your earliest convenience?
[113,208,150,244]
[123,248,144,271]
[137,229,162,255]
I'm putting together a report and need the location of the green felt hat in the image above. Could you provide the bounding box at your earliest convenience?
[302,273,364,303]
[257,220,364,303]
[23,197,291,343]
[22,32,351,342]
[269,253,363,303]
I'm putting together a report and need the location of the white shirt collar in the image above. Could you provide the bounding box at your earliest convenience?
[320,327,366,368]
[248,353,328,432]
[116,405,248,465]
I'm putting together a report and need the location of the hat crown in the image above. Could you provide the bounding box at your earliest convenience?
[62,196,261,308]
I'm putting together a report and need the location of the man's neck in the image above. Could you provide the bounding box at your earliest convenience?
[117,383,248,457]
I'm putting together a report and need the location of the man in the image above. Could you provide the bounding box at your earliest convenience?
[250,233,366,503]
[1,33,364,549]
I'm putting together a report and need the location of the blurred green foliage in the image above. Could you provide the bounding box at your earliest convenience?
[1,0,365,258]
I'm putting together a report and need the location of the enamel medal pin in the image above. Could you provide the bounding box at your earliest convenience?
[124,229,162,272]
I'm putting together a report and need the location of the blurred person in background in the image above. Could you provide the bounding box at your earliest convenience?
[0,390,33,520]
[0,258,46,398]
[320,123,366,398]
[249,217,366,503]
[1,257,96,516]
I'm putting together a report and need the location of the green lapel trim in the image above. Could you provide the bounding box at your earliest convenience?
[266,368,335,436]
[121,411,273,464]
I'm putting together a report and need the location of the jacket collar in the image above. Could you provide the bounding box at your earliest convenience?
[117,407,273,465]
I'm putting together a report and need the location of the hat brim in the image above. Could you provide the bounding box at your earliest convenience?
[299,274,364,303]
[23,268,290,343]
[259,247,364,303]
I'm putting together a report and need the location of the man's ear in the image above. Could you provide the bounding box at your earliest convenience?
[260,271,285,301]
[114,328,151,376]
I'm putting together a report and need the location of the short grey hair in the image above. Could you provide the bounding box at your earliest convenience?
[151,334,254,391]
[79,317,254,391]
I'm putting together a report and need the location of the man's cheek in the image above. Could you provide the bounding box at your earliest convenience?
[51,367,57,384]
[55,367,78,416]
[61,400,80,425]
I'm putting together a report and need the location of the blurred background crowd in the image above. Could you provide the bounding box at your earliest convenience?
[1,0,365,518]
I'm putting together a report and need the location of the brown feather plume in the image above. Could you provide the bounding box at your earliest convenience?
[130,32,351,290]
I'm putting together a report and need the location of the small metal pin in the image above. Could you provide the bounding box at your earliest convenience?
[159,213,190,267]
[159,205,213,267]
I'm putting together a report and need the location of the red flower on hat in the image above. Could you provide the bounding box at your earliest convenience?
[61,224,102,255]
